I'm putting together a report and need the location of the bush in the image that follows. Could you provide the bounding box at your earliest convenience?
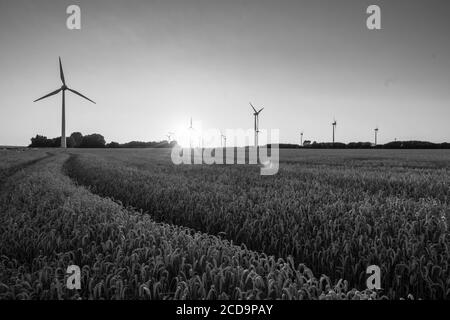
[79,134,106,148]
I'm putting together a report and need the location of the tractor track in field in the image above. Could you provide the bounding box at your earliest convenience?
[0,152,56,186]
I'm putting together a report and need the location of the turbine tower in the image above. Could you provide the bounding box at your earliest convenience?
[250,102,264,148]
[34,57,95,148]
[188,117,194,148]
[332,118,337,144]
[221,131,227,149]
[300,131,304,146]
[374,126,379,146]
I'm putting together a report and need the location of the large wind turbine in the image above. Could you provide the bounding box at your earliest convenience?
[34,57,95,148]
[332,118,337,144]
[250,102,264,147]
[300,131,304,146]
[374,126,379,146]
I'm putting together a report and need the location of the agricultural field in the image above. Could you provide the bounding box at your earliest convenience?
[1,148,449,300]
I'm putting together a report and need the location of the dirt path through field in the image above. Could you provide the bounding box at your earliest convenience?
[0,152,56,186]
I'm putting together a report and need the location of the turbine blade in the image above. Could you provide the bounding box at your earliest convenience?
[33,88,62,102]
[68,88,96,104]
[59,57,66,85]
[249,102,257,113]
[257,107,264,114]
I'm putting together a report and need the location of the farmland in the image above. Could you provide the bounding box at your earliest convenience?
[1,148,449,299]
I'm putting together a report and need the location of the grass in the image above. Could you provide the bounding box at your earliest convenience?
[0,149,53,184]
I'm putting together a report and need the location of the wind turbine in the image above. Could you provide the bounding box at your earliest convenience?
[166,132,174,143]
[374,126,379,146]
[332,118,337,144]
[34,57,95,148]
[250,102,264,147]
[300,131,304,146]
[220,131,227,149]
[188,117,194,148]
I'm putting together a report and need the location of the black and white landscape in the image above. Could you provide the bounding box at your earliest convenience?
[0,0,449,303]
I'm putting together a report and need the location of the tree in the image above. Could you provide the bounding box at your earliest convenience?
[80,134,106,148]
[70,132,83,148]
[106,141,120,148]
[29,135,52,147]
[347,142,372,149]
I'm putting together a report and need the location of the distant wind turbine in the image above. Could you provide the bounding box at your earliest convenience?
[34,57,95,148]
[374,126,379,146]
[166,132,174,143]
[221,131,227,149]
[188,117,194,148]
[300,131,304,146]
[250,102,264,148]
[332,118,337,144]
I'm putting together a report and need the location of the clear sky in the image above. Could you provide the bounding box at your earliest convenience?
[1,0,449,146]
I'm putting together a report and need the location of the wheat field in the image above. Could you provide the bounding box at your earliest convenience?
[0,148,449,300]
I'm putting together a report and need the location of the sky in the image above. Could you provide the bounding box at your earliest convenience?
[0,0,449,146]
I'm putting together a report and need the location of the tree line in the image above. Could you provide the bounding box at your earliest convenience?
[29,132,175,148]
[275,141,450,149]
[29,133,449,149]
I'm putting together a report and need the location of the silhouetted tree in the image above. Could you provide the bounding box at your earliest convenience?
[80,134,106,148]
[347,142,372,149]
[70,132,83,148]
[106,141,120,148]
[29,135,51,147]
[384,141,437,149]
[306,142,347,149]
[29,135,72,148]
[268,143,299,149]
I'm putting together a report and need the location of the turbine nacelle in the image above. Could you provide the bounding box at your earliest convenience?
[250,102,264,115]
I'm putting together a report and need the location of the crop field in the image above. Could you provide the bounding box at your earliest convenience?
[0,148,449,300]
